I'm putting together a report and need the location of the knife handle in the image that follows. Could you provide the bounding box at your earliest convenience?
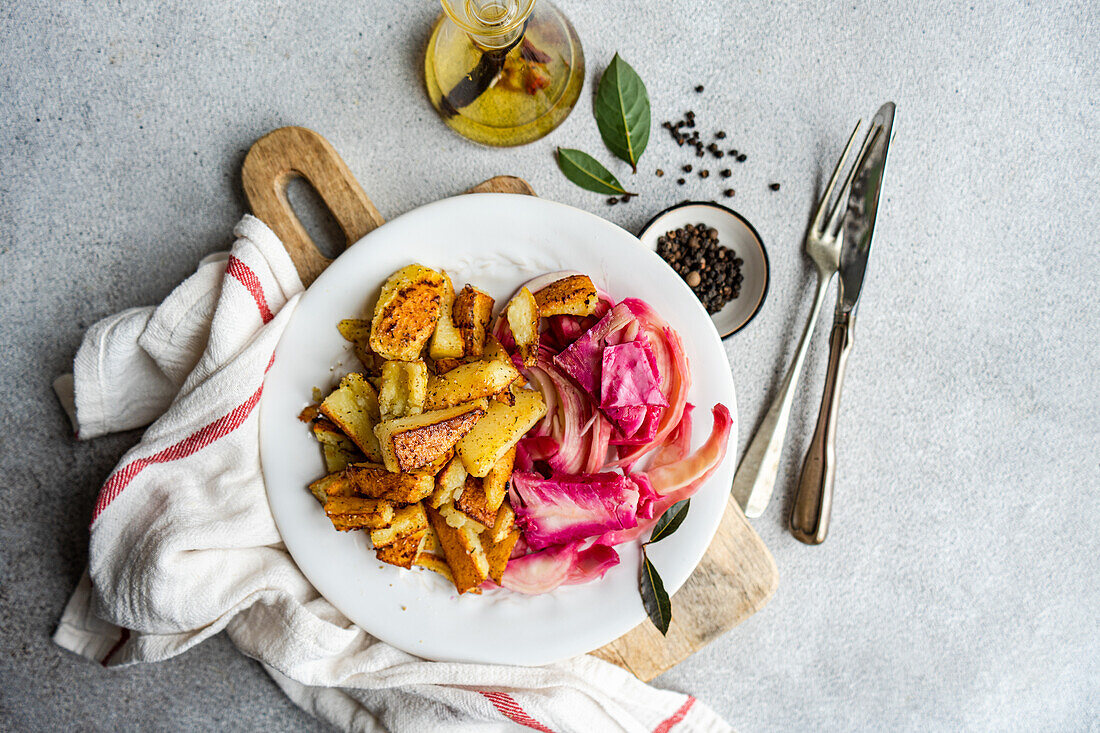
[790,310,853,544]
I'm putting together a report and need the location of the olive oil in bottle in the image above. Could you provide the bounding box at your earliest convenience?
[425,0,584,147]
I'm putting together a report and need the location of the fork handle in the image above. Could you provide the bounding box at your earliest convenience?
[733,271,833,518]
[790,309,854,544]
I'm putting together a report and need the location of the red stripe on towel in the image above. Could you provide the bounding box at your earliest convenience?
[90,353,276,525]
[226,255,273,323]
[479,691,558,733]
[653,696,696,733]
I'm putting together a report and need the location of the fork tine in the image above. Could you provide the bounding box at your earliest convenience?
[824,122,883,239]
[811,121,862,235]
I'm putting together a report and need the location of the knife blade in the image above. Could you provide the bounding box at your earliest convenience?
[838,102,895,316]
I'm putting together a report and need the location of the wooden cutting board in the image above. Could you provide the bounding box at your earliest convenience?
[242,126,778,681]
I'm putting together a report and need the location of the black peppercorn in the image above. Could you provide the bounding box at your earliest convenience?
[676,177,685,185]
[723,188,735,197]
[694,85,704,92]
[607,197,618,205]
[655,169,664,177]
[720,169,731,178]
[769,182,781,191]
[682,164,692,173]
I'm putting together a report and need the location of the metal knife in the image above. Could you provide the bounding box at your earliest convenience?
[790,102,895,545]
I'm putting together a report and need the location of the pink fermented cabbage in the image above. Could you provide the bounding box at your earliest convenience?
[552,302,636,397]
[509,471,640,550]
[600,338,668,440]
[500,541,620,594]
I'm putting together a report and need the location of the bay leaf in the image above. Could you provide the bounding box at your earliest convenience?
[556,148,633,195]
[640,552,672,635]
[647,499,690,545]
[595,53,650,173]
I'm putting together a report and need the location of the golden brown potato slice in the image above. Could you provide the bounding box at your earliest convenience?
[411,448,453,477]
[337,318,372,346]
[452,285,494,358]
[533,274,599,317]
[430,454,468,508]
[505,287,540,366]
[308,472,356,504]
[482,446,515,512]
[369,502,429,547]
[324,496,395,530]
[482,527,521,585]
[426,505,489,594]
[378,360,428,420]
[454,475,497,527]
[344,462,435,503]
[319,373,384,462]
[374,399,487,472]
[298,404,321,422]
[375,529,427,569]
[323,443,354,473]
[489,500,516,543]
[369,265,446,361]
[429,272,465,360]
[424,359,520,411]
[456,388,546,477]
[431,357,466,374]
[414,552,455,583]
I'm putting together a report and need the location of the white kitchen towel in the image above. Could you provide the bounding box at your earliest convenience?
[52,214,731,733]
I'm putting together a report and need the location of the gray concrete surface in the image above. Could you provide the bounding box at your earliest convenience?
[2,0,1097,730]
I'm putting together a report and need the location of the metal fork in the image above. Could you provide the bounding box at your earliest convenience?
[732,122,865,518]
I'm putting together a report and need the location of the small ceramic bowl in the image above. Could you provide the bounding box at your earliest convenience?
[638,201,770,337]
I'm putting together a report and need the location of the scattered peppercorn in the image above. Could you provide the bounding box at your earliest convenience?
[607,197,619,205]
[655,222,743,314]
[769,182,781,191]
[694,85,704,92]
[656,168,664,177]
[676,177,685,185]
[700,170,710,178]
[737,153,747,162]
[716,131,726,139]
[682,164,693,173]
[724,189,735,197]
[720,169,731,178]
[621,193,633,202]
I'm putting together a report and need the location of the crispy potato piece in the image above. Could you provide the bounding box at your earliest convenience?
[312,418,365,472]
[533,274,599,317]
[505,287,540,366]
[324,496,395,530]
[414,552,455,583]
[369,502,429,547]
[375,529,426,569]
[337,318,372,346]
[298,404,320,422]
[483,527,521,585]
[411,448,453,476]
[430,454,468,508]
[374,399,487,472]
[323,443,354,473]
[419,523,444,555]
[369,264,446,361]
[482,335,522,404]
[452,285,494,358]
[431,357,466,374]
[344,462,435,503]
[454,475,497,527]
[456,388,547,477]
[308,472,356,504]
[489,500,516,543]
[482,446,515,512]
[319,374,384,462]
[424,359,521,411]
[429,272,465,360]
[312,418,354,449]
[426,505,489,594]
[379,360,428,420]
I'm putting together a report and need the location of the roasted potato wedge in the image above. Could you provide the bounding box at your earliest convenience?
[430,454,468,508]
[429,272,465,360]
[454,475,497,527]
[451,285,494,357]
[323,443,355,473]
[505,287,540,366]
[337,318,372,347]
[533,274,599,317]
[414,552,455,583]
[379,360,428,420]
[482,446,515,512]
[374,399,488,472]
[308,472,356,504]
[424,359,521,411]
[456,388,547,477]
[344,462,435,503]
[319,373,384,462]
[324,496,395,531]
[427,505,489,593]
[369,264,446,361]
[483,527,521,585]
[489,500,516,544]
[375,529,426,569]
[411,448,453,477]
[369,502,429,547]
[431,357,466,374]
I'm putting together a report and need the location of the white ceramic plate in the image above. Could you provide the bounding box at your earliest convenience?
[638,202,770,337]
[259,193,738,666]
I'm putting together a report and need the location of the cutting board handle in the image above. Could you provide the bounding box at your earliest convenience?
[242,126,386,286]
